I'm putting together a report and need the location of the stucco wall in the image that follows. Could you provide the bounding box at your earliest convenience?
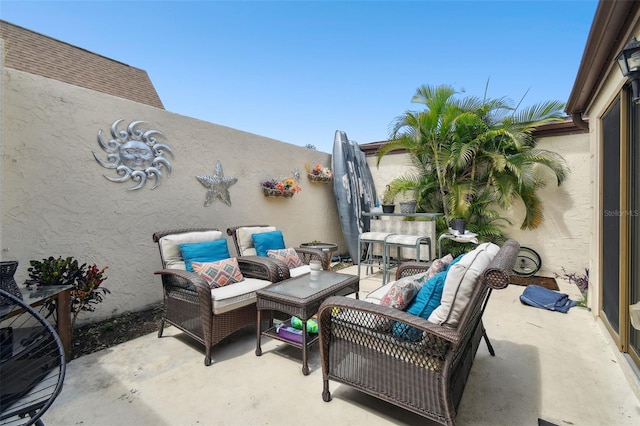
[0,63,594,326]
[498,134,591,277]
[1,68,346,324]
[368,152,419,205]
[368,133,592,279]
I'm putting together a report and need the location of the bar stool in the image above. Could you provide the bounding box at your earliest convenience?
[357,231,394,278]
[382,234,432,284]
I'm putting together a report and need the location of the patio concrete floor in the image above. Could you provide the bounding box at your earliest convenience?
[43,265,640,426]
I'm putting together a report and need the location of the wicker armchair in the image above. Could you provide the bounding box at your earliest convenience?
[152,228,281,366]
[226,225,329,276]
[318,239,520,426]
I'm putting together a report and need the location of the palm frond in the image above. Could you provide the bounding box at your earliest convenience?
[518,188,545,230]
[511,100,566,127]
[519,148,569,185]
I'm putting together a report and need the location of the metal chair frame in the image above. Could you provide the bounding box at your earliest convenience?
[382,235,432,284]
[0,289,66,426]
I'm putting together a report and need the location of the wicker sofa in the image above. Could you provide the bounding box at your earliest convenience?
[317,239,520,426]
[152,228,282,366]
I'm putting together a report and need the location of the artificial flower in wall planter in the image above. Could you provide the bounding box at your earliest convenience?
[305,163,333,183]
[261,177,302,198]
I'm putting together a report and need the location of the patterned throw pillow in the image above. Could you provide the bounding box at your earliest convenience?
[267,247,303,269]
[379,273,425,310]
[192,258,244,288]
[424,253,454,280]
[375,273,425,331]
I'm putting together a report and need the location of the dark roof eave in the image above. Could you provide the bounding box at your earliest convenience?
[565,1,639,117]
[359,120,587,156]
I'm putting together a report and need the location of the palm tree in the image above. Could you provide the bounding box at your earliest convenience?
[376,85,462,218]
[377,83,569,244]
[448,97,568,229]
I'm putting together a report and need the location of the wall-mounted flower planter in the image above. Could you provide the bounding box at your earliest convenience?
[263,187,294,198]
[307,173,332,184]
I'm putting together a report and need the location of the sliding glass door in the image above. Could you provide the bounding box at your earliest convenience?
[602,99,621,334]
[629,97,640,363]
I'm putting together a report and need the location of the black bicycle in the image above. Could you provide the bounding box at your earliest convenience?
[512,246,542,277]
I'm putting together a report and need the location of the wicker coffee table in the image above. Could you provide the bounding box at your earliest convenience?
[255,271,359,375]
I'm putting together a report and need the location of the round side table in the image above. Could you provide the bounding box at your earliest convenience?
[299,242,338,270]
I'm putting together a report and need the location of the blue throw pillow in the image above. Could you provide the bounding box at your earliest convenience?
[252,231,286,257]
[179,239,230,272]
[393,270,448,341]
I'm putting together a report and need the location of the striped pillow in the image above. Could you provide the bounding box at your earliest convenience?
[267,247,303,269]
[192,258,244,288]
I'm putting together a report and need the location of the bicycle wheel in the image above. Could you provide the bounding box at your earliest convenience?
[513,247,542,277]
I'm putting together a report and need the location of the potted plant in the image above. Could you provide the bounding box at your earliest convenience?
[449,218,466,235]
[381,185,396,213]
[27,256,109,329]
[383,174,419,215]
[381,180,418,214]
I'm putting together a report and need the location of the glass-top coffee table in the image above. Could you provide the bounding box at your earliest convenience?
[255,271,359,375]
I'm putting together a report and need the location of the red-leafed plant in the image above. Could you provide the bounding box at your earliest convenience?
[27,256,110,329]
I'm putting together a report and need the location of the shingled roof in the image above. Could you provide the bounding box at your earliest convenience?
[0,20,164,109]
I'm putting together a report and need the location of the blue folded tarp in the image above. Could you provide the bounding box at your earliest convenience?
[519,284,577,313]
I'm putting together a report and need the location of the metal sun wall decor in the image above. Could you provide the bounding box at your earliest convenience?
[196,160,238,206]
[93,119,174,190]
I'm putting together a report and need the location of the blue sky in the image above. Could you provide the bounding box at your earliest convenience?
[1,0,599,153]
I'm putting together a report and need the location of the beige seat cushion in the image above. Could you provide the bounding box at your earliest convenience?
[210,277,273,315]
[428,242,499,326]
[364,282,395,305]
[159,231,224,270]
[236,226,277,256]
[359,231,394,242]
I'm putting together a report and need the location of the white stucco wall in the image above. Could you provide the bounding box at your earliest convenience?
[1,68,346,324]
[368,152,420,205]
[498,134,591,277]
[368,133,592,279]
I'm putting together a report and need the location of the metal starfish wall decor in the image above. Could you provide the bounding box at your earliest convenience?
[196,160,238,206]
